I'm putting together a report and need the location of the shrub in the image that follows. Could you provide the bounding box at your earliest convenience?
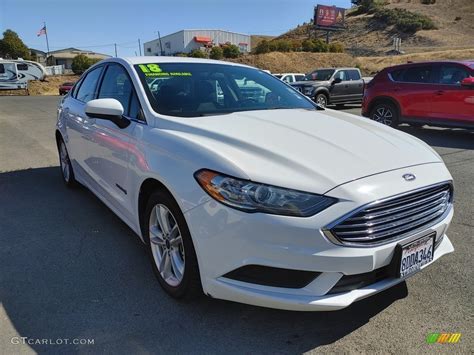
[374,8,436,33]
[302,39,315,52]
[290,39,303,52]
[274,39,291,52]
[254,40,270,54]
[329,42,344,53]
[209,46,223,60]
[312,39,329,52]
[71,54,96,74]
[222,44,240,58]
[188,49,207,58]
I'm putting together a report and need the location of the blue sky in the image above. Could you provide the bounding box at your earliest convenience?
[0,0,351,57]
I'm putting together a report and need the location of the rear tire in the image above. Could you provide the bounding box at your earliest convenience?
[58,138,78,188]
[144,190,202,300]
[370,102,399,127]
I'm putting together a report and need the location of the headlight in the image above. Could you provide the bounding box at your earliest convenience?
[303,86,315,95]
[194,169,337,217]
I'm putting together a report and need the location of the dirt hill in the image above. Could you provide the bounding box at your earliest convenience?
[279,0,474,55]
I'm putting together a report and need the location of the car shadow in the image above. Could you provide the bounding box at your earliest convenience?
[0,167,408,354]
[399,125,474,150]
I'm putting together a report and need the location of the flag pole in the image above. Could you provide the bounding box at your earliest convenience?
[44,22,50,57]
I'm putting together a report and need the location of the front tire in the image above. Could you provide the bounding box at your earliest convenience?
[144,190,202,299]
[58,138,78,187]
[315,93,328,108]
[370,102,399,127]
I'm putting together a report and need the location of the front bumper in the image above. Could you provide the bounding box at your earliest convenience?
[184,163,454,311]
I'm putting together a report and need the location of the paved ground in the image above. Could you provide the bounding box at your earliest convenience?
[0,96,472,354]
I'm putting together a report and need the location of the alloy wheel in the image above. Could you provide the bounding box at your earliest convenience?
[59,141,70,182]
[316,95,327,107]
[372,106,393,126]
[149,204,185,287]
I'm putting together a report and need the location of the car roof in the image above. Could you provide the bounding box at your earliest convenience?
[311,68,358,71]
[385,60,474,71]
[105,56,255,69]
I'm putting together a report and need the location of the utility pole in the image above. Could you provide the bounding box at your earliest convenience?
[138,38,142,56]
[156,31,164,55]
[114,43,117,57]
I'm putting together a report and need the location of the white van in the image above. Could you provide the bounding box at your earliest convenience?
[0,59,47,90]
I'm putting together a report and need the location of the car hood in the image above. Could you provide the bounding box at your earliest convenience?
[163,109,442,194]
[291,80,329,86]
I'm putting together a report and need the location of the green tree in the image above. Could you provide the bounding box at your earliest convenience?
[71,54,94,74]
[254,40,270,54]
[222,44,240,58]
[0,29,30,59]
[188,49,207,58]
[209,46,223,60]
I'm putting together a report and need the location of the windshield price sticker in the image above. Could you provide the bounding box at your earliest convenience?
[139,64,192,77]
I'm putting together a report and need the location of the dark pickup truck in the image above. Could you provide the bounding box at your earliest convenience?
[290,68,371,108]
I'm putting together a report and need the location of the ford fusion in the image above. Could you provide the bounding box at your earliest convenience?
[56,57,454,311]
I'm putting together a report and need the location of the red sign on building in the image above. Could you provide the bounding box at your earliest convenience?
[314,5,345,29]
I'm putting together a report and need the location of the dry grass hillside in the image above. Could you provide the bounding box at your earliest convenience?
[229,48,474,75]
[229,52,354,73]
[279,0,474,55]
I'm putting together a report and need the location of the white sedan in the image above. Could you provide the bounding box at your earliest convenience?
[56,57,454,311]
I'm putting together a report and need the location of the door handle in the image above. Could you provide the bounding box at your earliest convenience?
[435,90,444,95]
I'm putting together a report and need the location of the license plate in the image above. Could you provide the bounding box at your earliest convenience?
[398,234,435,278]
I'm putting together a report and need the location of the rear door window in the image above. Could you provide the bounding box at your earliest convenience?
[76,66,103,102]
[401,65,433,83]
[347,70,361,80]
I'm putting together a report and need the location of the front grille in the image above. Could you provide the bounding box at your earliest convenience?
[328,183,452,246]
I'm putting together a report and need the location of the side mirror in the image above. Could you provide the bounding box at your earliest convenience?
[332,77,342,85]
[85,98,130,129]
[460,77,474,87]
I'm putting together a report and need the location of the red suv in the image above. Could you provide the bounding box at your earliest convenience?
[362,60,474,128]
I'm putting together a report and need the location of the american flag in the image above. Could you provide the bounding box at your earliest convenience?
[37,25,46,37]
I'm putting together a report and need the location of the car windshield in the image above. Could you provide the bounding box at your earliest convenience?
[305,69,335,81]
[135,63,317,117]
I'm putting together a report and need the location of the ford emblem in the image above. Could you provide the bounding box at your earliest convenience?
[403,173,416,181]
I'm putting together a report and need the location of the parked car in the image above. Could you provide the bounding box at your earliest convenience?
[273,73,306,84]
[362,60,474,128]
[59,82,75,95]
[56,57,454,311]
[291,68,369,107]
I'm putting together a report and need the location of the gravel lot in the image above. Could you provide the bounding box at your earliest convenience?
[0,96,472,354]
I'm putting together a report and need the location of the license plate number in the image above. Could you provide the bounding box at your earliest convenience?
[399,234,434,278]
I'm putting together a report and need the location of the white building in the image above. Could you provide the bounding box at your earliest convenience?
[144,29,251,56]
